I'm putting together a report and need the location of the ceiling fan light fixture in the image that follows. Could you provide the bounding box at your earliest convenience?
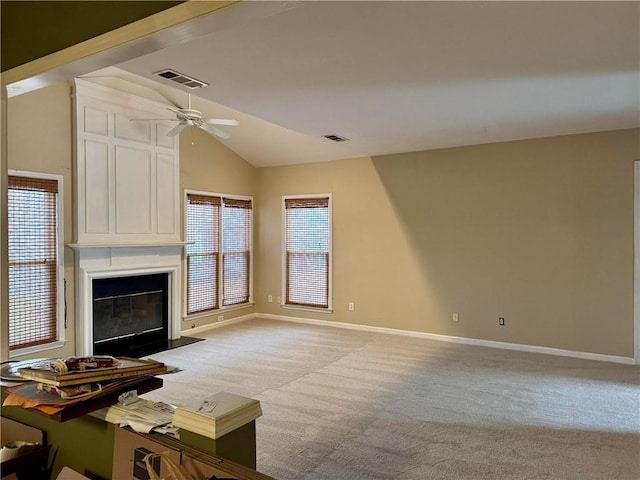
[154,69,208,89]
[131,93,237,140]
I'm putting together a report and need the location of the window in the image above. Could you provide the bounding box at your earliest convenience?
[186,194,220,314]
[8,172,64,351]
[185,192,252,316]
[283,195,332,310]
[222,198,252,307]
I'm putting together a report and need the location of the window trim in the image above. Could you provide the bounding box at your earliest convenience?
[183,189,254,320]
[281,194,333,313]
[8,169,66,357]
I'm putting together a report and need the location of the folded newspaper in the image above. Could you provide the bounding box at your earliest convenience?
[93,396,179,436]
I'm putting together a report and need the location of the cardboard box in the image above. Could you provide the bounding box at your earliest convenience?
[1,417,49,480]
[113,427,275,480]
[1,417,44,446]
[112,428,181,480]
[55,467,91,480]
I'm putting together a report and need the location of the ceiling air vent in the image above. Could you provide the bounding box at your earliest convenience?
[323,134,349,142]
[154,69,208,89]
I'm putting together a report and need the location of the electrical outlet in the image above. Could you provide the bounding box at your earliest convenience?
[348,302,355,311]
[218,315,225,322]
[277,296,282,304]
[268,294,273,303]
[499,317,505,326]
[452,313,459,322]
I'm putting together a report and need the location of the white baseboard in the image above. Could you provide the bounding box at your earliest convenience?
[180,313,257,336]
[258,313,636,365]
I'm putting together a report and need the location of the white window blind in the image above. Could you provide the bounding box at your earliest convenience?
[222,198,252,307]
[284,196,331,309]
[186,194,220,315]
[186,192,252,316]
[8,175,60,350]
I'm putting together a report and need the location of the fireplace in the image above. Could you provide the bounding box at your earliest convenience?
[71,244,185,356]
[92,273,169,356]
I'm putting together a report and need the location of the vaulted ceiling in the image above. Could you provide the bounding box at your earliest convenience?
[9,1,640,167]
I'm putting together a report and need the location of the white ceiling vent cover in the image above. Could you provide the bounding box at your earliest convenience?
[154,69,208,89]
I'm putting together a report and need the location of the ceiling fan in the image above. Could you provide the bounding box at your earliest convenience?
[131,93,239,139]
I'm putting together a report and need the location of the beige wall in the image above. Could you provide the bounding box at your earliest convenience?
[5,82,75,360]
[1,82,258,360]
[257,129,639,358]
[179,126,258,330]
[2,81,637,360]
[1,89,8,359]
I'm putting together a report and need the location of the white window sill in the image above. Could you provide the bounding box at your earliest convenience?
[281,304,333,314]
[9,340,67,359]
[183,302,254,321]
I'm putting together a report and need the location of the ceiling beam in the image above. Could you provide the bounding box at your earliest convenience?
[1,1,240,94]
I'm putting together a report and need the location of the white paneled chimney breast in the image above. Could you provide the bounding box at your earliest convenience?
[71,79,185,355]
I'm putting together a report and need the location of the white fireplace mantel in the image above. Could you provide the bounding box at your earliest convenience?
[68,242,190,250]
[70,243,185,356]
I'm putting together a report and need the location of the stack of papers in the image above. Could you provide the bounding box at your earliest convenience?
[17,358,168,386]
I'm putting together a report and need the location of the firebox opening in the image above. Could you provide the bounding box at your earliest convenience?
[92,273,168,357]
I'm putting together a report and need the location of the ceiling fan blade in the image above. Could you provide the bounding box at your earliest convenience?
[167,122,188,137]
[199,123,230,139]
[130,118,179,122]
[204,118,239,126]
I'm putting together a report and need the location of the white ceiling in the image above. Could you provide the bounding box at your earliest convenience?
[97,1,637,167]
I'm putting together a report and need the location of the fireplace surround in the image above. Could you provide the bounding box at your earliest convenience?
[71,244,184,356]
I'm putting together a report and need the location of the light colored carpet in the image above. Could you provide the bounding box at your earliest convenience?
[144,318,640,480]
